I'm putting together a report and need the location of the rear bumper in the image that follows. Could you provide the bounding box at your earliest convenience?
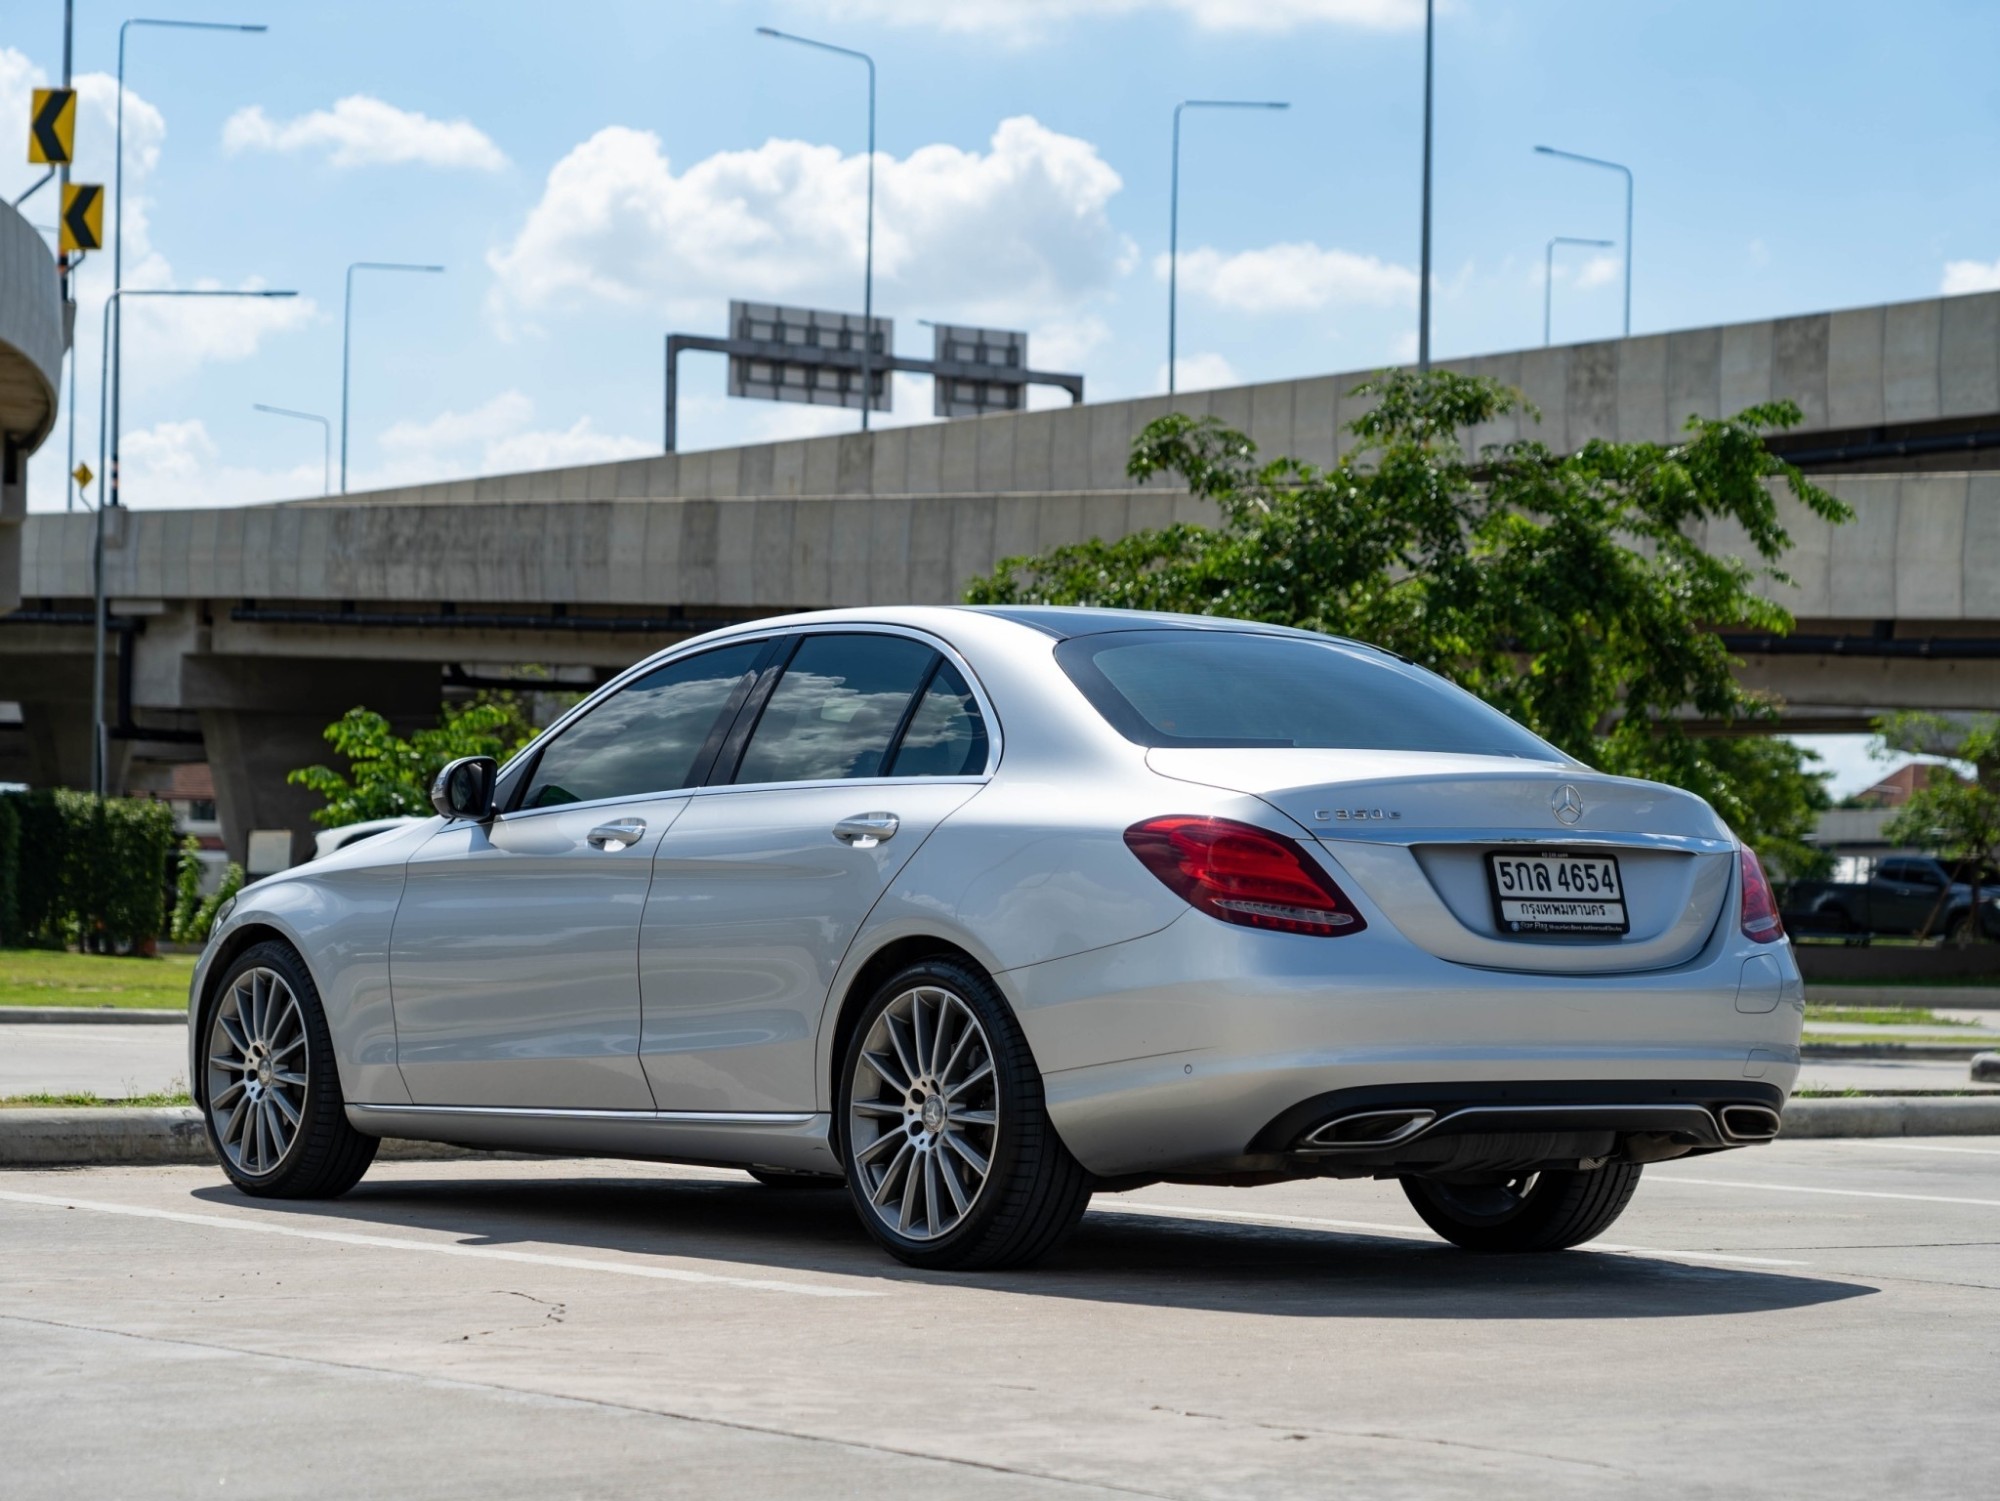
[1002,911,1805,1177]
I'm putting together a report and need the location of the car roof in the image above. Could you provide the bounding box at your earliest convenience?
[963,606,1338,642]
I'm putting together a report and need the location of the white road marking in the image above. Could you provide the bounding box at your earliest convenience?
[1659,1177,2000,1210]
[0,1190,881,1299]
[1822,1141,2000,1159]
[1106,1199,1808,1266]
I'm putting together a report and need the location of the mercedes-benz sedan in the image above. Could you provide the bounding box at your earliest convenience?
[191,606,1804,1268]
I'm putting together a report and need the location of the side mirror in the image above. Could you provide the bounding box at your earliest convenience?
[430,756,497,821]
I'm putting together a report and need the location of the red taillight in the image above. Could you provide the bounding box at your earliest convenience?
[1738,844,1785,944]
[1124,815,1367,938]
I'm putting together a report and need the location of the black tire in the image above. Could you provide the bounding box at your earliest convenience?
[837,958,1092,1270]
[746,1168,844,1191]
[199,939,377,1199]
[1400,1163,1642,1253]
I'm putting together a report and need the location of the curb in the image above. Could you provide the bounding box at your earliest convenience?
[4,1096,2000,1167]
[1801,1042,1991,1061]
[0,1008,185,1025]
[0,1109,513,1168]
[1780,1096,2000,1138]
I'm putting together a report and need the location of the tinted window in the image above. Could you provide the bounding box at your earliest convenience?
[1058,630,1559,759]
[887,662,989,777]
[734,634,936,784]
[520,641,764,808]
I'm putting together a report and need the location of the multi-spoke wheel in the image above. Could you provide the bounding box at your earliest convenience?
[1401,1162,1642,1253]
[838,958,1091,1270]
[207,965,308,1176]
[200,941,377,1199]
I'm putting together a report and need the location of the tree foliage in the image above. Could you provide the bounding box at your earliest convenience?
[1877,713,2000,944]
[966,369,1846,865]
[288,697,540,829]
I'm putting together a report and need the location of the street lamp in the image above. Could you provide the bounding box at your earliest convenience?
[1169,98,1288,398]
[1418,0,1434,371]
[1534,144,1633,337]
[91,286,297,798]
[341,262,443,492]
[1544,236,1615,346]
[253,403,331,495]
[112,18,267,513]
[755,25,879,431]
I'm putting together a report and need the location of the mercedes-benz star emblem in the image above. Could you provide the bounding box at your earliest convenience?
[1551,784,1584,825]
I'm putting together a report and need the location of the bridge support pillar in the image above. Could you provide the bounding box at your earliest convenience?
[19,699,128,794]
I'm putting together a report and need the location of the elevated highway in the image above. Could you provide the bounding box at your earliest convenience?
[4,291,1997,863]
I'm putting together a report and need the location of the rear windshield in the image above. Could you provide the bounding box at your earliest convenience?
[1056,629,1561,759]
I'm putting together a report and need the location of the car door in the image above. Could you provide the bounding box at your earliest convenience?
[390,639,770,1108]
[637,631,994,1112]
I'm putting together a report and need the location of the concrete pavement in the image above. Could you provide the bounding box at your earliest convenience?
[2,1141,1995,1498]
[0,1022,189,1098]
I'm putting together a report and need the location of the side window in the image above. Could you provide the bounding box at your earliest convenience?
[887,661,989,777]
[519,641,765,809]
[733,634,936,785]
[1878,860,1911,883]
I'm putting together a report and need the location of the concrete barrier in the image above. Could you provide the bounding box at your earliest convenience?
[0,1109,516,1167]
[1780,1096,2000,1138]
[0,1007,185,1025]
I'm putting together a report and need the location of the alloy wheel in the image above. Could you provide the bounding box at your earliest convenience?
[205,965,309,1177]
[846,985,998,1242]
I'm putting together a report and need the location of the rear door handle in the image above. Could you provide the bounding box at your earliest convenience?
[587,818,646,851]
[833,813,899,848]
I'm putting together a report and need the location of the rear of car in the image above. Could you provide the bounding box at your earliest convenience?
[969,620,1804,1213]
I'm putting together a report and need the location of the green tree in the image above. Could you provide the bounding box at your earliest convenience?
[1876,713,2000,944]
[288,696,539,828]
[967,369,1846,860]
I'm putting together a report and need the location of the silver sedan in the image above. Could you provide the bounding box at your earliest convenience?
[190,607,1804,1268]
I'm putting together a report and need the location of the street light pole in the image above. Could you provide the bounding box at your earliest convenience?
[92,286,297,798]
[1544,236,1616,346]
[1169,98,1289,398]
[341,261,443,493]
[1534,144,1633,337]
[253,403,331,495]
[756,26,878,431]
[1418,0,1434,371]
[112,18,268,512]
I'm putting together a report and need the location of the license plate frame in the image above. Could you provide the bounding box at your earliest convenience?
[1486,849,1630,936]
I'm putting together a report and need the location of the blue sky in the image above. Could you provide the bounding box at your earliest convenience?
[6,0,1996,791]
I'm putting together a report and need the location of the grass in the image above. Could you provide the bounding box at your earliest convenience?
[0,947,195,1010]
[1802,1034,1991,1048]
[0,1091,193,1108]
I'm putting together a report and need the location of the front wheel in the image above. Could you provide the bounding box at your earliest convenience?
[1400,1163,1642,1253]
[838,959,1091,1270]
[200,940,377,1199]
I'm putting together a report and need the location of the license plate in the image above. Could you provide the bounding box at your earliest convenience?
[1487,850,1629,935]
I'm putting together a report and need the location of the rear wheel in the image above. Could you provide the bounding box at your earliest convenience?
[1400,1163,1642,1253]
[201,940,377,1199]
[838,959,1091,1270]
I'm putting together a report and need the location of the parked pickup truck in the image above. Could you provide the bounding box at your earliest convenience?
[1783,855,2000,940]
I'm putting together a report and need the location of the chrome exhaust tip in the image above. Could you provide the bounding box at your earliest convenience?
[1299,1108,1437,1152]
[1718,1104,1782,1142]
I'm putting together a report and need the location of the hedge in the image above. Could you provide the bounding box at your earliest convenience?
[0,791,178,951]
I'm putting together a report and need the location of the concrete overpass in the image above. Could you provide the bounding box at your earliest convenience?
[0,198,64,616]
[4,291,1997,864]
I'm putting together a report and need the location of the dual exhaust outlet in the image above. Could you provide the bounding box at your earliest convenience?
[1298,1100,1783,1153]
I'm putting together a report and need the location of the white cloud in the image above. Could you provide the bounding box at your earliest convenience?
[1160,242,1419,314]
[1573,253,1621,291]
[367,391,650,487]
[1155,352,1240,393]
[487,116,1130,330]
[793,0,1423,40]
[118,419,324,508]
[1942,258,2000,295]
[223,95,507,171]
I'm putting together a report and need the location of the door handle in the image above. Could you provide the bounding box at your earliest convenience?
[587,818,646,851]
[833,813,899,848]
